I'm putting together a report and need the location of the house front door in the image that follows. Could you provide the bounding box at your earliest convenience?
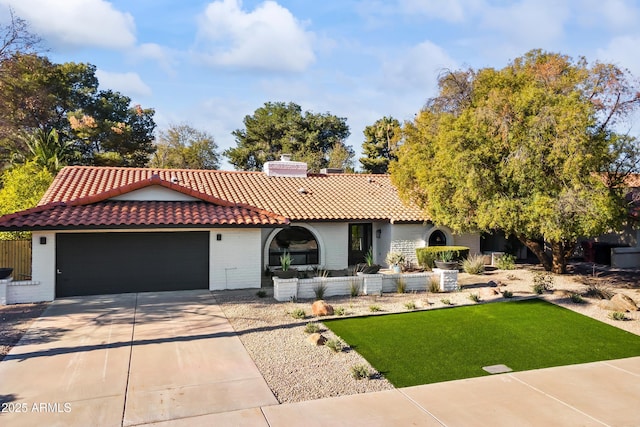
[348,223,372,265]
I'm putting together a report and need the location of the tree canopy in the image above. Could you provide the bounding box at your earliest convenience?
[359,116,402,174]
[149,123,220,170]
[391,50,640,273]
[0,53,156,167]
[225,102,352,172]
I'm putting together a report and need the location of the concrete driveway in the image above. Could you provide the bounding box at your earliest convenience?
[0,291,277,427]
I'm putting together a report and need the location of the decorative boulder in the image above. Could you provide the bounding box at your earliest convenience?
[481,288,500,298]
[306,333,327,346]
[598,300,619,311]
[312,300,334,316]
[611,293,639,312]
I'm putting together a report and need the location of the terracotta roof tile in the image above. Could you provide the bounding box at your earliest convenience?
[0,201,288,230]
[40,166,428,222]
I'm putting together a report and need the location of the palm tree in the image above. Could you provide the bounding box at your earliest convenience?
[22,129,74,173]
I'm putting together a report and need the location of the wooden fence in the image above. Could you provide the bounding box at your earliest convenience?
[0,239,32,279]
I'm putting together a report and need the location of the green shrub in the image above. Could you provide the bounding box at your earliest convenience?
[570,293,584,304]
[395,277,407,294]
[304,322,320,333]
[532,272,554,294]
[468,293,481,303]
[609,311,627,321]
[495,253,516,270]
[369,304,381,312]
[334,307,346,316]
[502,290,514,298]
[440,298,452,305]
[313,282,327,300]
[325,338,344,352]
[290,308,306,319]
[256,290,267,298]
[350,364,371,380]
[404,301,416,310]
[584,283,614,300]
[416,246,470,269]
[461,254,486,274]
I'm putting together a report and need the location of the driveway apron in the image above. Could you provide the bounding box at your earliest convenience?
[0,290,277,427]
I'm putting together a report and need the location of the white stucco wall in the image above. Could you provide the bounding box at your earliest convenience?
[31,231,56,301]
[389,223,430,265]
[110,185,199,201]
[454,232,482,255]
[210,228,262,290]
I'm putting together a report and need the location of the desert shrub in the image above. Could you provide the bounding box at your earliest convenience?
[290,308,306,319]
[583,283,614,300]
[468,293,481,303]
[532,272,554,294]
[325,338,344,352]
[349,278,361,297]
[502,290,514,298]
[570,293,585,304]
[609,311,627,321]
[369,304,381,312]
[440,298,452,305]
[313,282,327,300]
[404,301,416,310]
[416,246,470,269]
[334,307,346,316]
[428,275,441,293]
[495,253,516,270]
[351,364,371,380]
[304,322,320,333]
[395,277,407,294]
[461,254,485,274]
[256,290,267,298]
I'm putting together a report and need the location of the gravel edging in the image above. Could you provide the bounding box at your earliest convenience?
[213,267,640,404]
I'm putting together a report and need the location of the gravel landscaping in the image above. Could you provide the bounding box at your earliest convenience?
[0,302,49,360]
[213,264,640,404]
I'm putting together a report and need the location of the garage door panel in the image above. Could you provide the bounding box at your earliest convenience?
[56,232,209,297]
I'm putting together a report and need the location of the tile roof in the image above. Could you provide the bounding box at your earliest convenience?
[0,201,288,230]
[39,166,428,222]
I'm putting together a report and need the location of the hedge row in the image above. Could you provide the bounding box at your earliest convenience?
[416,246,470,269]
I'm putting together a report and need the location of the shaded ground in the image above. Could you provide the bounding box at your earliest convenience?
[0,302,49,360]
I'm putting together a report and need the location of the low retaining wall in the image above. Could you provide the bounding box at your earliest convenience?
[0,277,45,305]
[273,270,459,302]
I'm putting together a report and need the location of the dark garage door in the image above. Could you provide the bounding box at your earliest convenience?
[56,232,209,297]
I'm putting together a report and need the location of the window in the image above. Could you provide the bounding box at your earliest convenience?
[269,227,319,266]
[428,230,447,246]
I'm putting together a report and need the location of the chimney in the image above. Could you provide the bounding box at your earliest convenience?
[263,154,308,178]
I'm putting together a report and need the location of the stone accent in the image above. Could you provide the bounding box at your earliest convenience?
[390,240,419,265]
[306,333,327,346]
[611,293,638,312]
[312,300,334,316]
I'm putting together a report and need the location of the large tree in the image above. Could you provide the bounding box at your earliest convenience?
[149,123,220,170]
[225,102,351,172]
[0,53,155,167]
[391,50,640,273]
[359,116,402,174]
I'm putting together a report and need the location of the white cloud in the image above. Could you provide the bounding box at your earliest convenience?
[131,43,177,76]
[0,0,135,50]
[596,35,640,77]
[382,40,458,94]
[398,0,481,22]
[480,0,570,47]
[578,0,640,32]
[95,70,152,97]
[196,0,315,72]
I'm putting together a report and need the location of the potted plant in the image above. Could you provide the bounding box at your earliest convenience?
[385,252,405,273]
[274,251,298,279]
[434,250,458,270]
[358,247,381,274]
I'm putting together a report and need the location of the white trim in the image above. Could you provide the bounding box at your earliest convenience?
[264,223,325,269]
[426,226,453,246]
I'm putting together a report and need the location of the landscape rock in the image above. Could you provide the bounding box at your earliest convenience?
[306,333,327,346]
[312,300,334,316]
[598,300,621,311]
[481,288,500,298]
[611,293,639,312]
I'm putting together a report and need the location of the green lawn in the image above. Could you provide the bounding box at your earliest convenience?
[324,299,640,387]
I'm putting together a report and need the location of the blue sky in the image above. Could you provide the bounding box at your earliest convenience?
[1,0,639,169]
